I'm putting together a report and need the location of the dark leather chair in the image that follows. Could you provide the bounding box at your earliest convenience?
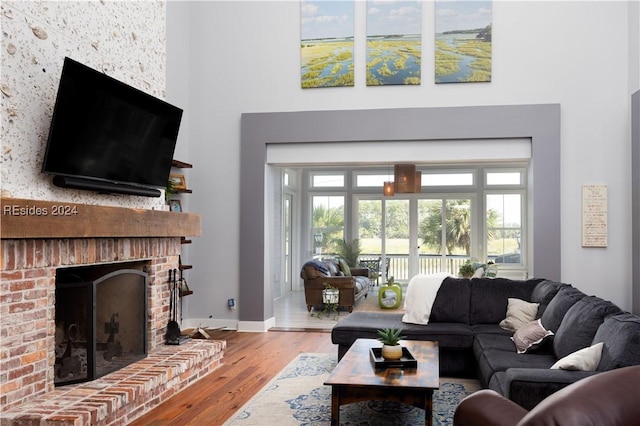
[453,365,640,426]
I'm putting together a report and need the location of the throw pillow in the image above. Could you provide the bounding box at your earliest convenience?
[337,258,351,276]
[499,298,540,331]
[471,266,485,278]
[551,342,604,371]
[511,319,554,354]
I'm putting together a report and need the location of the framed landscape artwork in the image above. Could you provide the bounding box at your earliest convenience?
[169,173,187,190]
[301,0,354,88]
[366,0,422,86]
[435,0,492,83]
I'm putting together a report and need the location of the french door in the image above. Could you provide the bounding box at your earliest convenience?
[357,196,473,282]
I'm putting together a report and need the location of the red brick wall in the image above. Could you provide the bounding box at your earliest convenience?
[0,237,182,412]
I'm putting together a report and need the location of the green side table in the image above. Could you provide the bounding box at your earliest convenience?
[378,283,403,309]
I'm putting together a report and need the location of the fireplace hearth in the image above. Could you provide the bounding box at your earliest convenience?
[54,263,148,385]
[1,197,204,422]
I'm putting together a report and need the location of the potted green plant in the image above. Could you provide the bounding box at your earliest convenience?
[377,327,406,360]
[333,238,362,267]
[459,261,475,278]
[165,178,176,204]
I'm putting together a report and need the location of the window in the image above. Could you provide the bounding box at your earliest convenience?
[422,172,474,187]
[307,164,528,274]
[355,174,388,187]
[311,173,344,188]
[486,193,523,265]
[311,195,345,253]
[486,170,522,186]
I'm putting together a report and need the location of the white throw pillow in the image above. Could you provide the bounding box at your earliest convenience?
[471,267,485,278]
[551,342,604,371]
[500,298,540,331]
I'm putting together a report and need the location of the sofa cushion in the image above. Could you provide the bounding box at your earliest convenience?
[551,342,603,371]
[473,332,517,360]
[539,286,586,333]
[472,323,514,336]
[469,278,541,325]
[530,280,568,317]
[553,296,623,360]
[331,311,474,349]
[499,298,540,331]
[488,368,596,411]
[325,260,339,276]
[592,313,640,371]
[353,276,369,294]
[477,348,557,388]
[429,277,471,324]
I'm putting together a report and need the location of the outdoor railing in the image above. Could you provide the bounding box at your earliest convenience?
[359,254,471,282]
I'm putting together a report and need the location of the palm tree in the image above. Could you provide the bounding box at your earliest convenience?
[419,200,499,256]
[312,205,344,251]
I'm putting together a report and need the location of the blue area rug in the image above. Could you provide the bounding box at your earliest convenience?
[224,353,480,426]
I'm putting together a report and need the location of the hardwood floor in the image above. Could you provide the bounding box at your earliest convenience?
[130,293,338,426]
[130,290,370,424]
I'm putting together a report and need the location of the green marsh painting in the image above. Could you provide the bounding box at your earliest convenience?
[301,0,354,88]
[435,0,492,83]
[367,0,422,86]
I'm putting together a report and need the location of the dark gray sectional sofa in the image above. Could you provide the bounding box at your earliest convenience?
[331,277,640,409]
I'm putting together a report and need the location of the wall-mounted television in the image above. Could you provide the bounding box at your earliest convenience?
[42,57,183,197]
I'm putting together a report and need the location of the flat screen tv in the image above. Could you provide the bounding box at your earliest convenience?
[42,57,183,197]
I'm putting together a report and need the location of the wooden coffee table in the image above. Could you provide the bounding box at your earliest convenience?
[324,338,439,426]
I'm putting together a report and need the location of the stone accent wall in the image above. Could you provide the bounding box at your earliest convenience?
[0,1,168,210]
[0,236,182,412]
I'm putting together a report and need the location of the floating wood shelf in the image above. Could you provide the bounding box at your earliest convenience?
[171,159,193,169]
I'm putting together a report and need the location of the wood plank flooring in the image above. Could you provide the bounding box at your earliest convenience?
[129,330,336,426]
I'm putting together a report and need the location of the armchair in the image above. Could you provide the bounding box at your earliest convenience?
[453,365,640,426]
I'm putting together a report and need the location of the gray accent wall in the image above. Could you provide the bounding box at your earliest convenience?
[240,104,561,324]
[633,90,640,315]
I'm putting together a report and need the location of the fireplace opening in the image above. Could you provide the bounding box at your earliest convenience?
[54,262,148,386]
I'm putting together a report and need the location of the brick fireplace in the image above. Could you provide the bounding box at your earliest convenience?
[0,198,224,425]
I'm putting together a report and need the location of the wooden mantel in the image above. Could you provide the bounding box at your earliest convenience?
[1,197,201,239]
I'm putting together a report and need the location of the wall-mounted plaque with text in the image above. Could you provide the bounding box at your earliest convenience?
[582,184,608,248]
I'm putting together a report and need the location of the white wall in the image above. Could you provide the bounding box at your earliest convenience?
[167,1,636,322]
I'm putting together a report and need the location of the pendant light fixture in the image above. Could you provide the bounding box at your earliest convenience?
[394,164,416,193]
[383,181,395,196]
[383,163,394,196]
[383,164,421,195]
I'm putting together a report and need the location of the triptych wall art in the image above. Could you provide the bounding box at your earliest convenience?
[300,0,492,89]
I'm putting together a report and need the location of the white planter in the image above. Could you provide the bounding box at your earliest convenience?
[322,288,339,304]
[381,344,403,360]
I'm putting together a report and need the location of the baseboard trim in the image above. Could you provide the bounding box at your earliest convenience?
[238,317,276,332]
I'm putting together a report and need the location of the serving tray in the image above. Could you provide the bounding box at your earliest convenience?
[369,347,418,369]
